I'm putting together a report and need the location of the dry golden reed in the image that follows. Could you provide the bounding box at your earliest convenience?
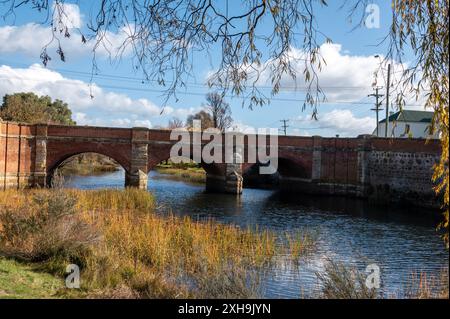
[0,188,314,298]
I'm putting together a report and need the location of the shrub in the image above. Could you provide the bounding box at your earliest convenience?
[316,259,378,299]
[0,190,99,273]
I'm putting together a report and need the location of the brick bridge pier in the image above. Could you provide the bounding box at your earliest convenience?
[0,120,442,208]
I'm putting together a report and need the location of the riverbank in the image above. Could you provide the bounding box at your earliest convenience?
[0,186,448,299]
[0,188,315,298]
[59,153,120,176]
[154,164,205,183]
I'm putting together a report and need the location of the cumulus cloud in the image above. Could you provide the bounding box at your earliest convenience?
[72,112,152,128]
[53,2,82,29]
[229,109,374,137]
[163,105,204,119]
[0,3,132,61]
[227,110,373,137]
[208,43,409,104]
[269,44,407,102]
[296,109,375,137]
[0,64,196,128]
[294,44,383,101]
[281,44,431,110]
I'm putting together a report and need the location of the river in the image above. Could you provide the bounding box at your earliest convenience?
[63,169,449,298]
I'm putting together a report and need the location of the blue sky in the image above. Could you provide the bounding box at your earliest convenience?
[0,1,420,136]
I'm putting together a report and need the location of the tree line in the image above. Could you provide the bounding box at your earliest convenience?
[0,92,232,132]
[0,92,75,125]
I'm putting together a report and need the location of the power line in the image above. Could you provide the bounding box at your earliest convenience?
[0,74,412,106]
[0,59,392,90]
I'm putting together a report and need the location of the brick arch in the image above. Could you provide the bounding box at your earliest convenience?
[46,143,132,178]
[242,155,311,179]
[147,144,225,176]
[277,157,311,179]
[277,150,313,179]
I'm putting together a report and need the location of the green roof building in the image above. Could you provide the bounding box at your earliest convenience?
[374,110,438,139]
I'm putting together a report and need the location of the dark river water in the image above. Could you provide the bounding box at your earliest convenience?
[64,169,449,298]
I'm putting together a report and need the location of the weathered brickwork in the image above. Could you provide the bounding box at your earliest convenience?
[0,120,442,207]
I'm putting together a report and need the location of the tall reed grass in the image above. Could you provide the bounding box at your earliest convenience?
[315,259,449,299]
[403,269,449,299]
[0,188,314,298]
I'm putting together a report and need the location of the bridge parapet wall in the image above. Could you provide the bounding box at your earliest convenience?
[47,125,132,140]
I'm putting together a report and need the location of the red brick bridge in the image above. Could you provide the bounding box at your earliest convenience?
[0,120,442,207]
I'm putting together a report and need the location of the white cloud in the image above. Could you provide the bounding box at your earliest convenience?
[53,2,82,29]
[0,64,160,116]
[229,109,374,137]
[72,112,152,128]
[0,3,131,61]
[208,43,409,104]
[0,64,196,128]
[291,128,311,136]
[109,118,152,128]
[227,121,282,136]
[163,105,203,119]
[223,111,373,137]
[270,44,408,102]
[0,23,132,60]
[296,109,375,137]
[0,24,57,56]
[228,121,257,134]
[0,63,374,135]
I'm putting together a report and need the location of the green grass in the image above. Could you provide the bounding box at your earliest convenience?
[0,258,63,299]
[155,165,206,183]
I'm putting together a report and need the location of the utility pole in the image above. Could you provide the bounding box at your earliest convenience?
[368,87,384,137]
[279,119,289,136]
[384,63,391,137]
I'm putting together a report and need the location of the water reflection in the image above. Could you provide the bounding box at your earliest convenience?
[64,169,449,298]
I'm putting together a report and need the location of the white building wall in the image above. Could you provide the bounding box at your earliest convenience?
[373,122,439,139]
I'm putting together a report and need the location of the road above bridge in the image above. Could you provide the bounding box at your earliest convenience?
[0,120,442,208]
